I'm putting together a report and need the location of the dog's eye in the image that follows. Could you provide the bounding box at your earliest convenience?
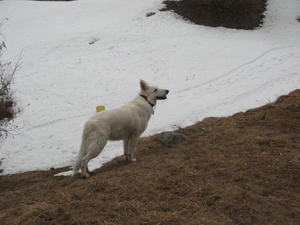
[154,88,158,92]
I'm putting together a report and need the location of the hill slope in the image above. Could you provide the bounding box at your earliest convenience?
[1,89,299,225]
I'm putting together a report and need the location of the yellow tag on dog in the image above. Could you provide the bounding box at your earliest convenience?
[96,105,105,113]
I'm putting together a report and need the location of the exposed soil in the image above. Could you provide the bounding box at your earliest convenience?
[1,1,299,225]
[161,0,267,30]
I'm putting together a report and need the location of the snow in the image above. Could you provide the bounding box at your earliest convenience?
[0,0,299,176]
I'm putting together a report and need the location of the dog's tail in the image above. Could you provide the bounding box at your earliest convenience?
[72,139,88,176]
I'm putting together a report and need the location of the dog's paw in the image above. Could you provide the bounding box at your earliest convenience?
[128,158,137,162]
[72,172,78,177]
[124,154,137,162]
[82,173,90,178]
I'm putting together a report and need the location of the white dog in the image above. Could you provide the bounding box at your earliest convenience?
[73,79,169,177]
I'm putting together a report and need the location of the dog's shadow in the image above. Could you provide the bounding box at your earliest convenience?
[92,156,132,175]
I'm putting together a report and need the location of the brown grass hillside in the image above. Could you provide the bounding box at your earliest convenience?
[1,89,300,225]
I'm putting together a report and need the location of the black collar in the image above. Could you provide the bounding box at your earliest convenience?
[140,94,155,108]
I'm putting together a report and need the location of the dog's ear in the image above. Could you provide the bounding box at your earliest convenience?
[140,79,148,91]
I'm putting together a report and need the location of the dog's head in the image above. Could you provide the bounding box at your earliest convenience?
[139,79,169,106]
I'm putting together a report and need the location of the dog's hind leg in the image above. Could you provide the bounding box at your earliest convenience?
[73,139,88,176]
[81,137,107,178]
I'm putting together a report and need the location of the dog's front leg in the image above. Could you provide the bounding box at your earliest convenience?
[127,135,140,162]
[123,139,130,161]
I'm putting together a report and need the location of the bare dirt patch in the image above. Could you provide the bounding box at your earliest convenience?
[161,0,267,29]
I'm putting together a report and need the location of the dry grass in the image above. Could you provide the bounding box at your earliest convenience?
[1,89,300,225]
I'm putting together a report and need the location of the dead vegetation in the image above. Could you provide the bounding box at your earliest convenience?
[0,20,22,141]
[1,89,300,225]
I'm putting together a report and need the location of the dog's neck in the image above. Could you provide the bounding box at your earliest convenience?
[139,94,155,108]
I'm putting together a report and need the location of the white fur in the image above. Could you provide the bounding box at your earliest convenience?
[73,79,169,178]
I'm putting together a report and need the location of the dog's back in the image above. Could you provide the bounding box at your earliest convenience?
[85,96,152,141]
